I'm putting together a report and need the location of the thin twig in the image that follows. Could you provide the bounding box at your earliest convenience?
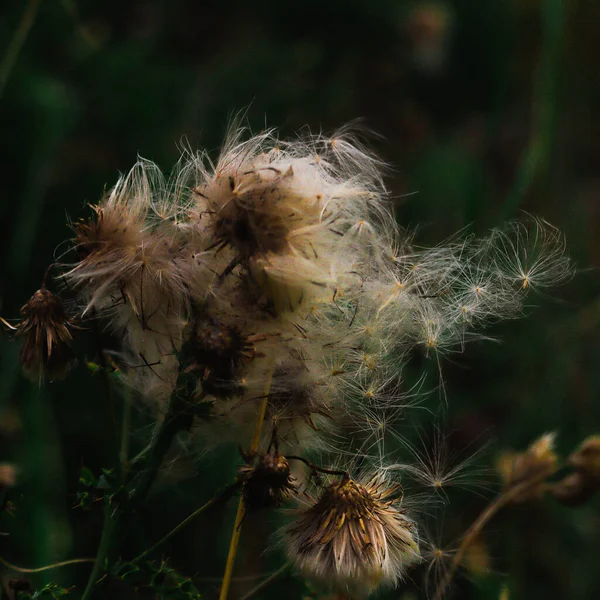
[131,480,241,564]
[240,563,291,600]
[0,556,95,574]
[432,474,553,600]
[286,455,349,479]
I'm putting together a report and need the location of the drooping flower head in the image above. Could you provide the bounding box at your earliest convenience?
[7,287,76,382]
[238,449,297,510]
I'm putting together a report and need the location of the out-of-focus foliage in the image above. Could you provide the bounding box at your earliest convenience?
[0,0,599,598]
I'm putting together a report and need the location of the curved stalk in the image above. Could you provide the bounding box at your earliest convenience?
[432,473,553,600]
[0,556,95,574]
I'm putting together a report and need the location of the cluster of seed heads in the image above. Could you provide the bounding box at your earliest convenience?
[3,123,574,595]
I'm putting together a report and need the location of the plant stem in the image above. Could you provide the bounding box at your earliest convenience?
[0,0,41,99]
[89,309,122,483]
[219,364,274,600]
[239,563,291,600]
[127,398,192,507]
[82,365,198,597]
[80,508,118,600]
[127,380,200,507]
[286,456,349,478]
[0,556,95,574]
[432,475,552,600]
[500,0,565,219]
[218,495,247,600]
[132,480,241,564]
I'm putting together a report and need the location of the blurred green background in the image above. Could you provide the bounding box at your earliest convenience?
[1,0,599,598]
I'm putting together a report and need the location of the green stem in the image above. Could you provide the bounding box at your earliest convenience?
[82,363,198,596]
[500,0,566,219]
[0,0,41,99]
[80,509,118,600]
[131,481,241,564]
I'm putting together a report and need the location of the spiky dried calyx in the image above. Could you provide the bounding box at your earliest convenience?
[8,287,76,382]
[286,475,419,594]
[186,318,262,397]
[238,450,296,510]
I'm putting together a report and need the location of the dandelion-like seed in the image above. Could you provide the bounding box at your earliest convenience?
[6,287,76,382]
[490,218,573,292]
[286,474,420,595]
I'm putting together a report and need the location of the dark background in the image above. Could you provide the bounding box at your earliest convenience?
[1,1,599,598]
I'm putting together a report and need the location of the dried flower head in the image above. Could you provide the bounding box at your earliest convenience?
[238,450,296,510]
[552,434,600,507]
[285,474,419,595]
[192,126,388,315]
[187,317,259,397]
[568,434,600,481]
[5,287,76,382]
[58,123,574,470]
[498,432,558,503]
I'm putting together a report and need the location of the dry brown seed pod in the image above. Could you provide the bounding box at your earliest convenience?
[3,287,76,382]
[238,450,296,510]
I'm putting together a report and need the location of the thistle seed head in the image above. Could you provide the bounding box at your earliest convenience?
[285,474,419,595]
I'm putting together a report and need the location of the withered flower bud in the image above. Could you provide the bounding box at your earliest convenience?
[498,433,558,504]
[568,435,600,481]
[552,435,600,507]
[8,287,76,382]
[238,450,296,510]
[285,475,419,594]
[189,319,260,397]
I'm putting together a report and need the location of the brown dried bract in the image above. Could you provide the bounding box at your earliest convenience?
[238,450,296,510]
[9,287,76,381]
